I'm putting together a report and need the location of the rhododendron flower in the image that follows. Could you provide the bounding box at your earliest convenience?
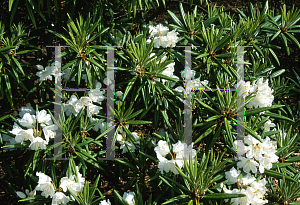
[36,67,53,81]
[237,158,259,173]
[36,64,44,70]
[51,192,70,205]
[35,172,55,198]
[239,173,256,186]
[154,140,170,157]
[15,129,34,144]
[43,125,58,142]
[225,167,241,185]
[36,110,53,127]
[16,191,26,198]
[123,192,135,205]
[99,199,111,205]
[29,137,48,150]
[264,120,276,132]
[18,113,36,128]
[19,106,35,118]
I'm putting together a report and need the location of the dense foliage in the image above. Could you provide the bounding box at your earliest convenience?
[1,0,300,204]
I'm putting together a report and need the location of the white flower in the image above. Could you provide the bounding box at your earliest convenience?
[149,25,158,37]
[60,167,85,195]
[36,68,53,82]
[99,199,111,205]
[62,67,75,81]
[239,173,256,186]
[120,141,137,153]
[63,95,79,116]
[29,137,48,150]
[156,24,169,36]
[244,135,260,146]
[35,172,55,198]
[166,30,179,47]
[116,134,124,144]
[60,176,82,195]
[78,96,92,107]
[180,143,197,161]
[10,123,24,135]
[36,65,44,71]
[131,132,140,141]
[154,140,170,157]
[123,192,135,205]
[87,103,101,118]
[264,120,276,132]
[246,78,274,108]
[232,140,247,156]
[181,70,196,80]
[237,80,252,99]
[225,167,241,185]
[88,89,105,103]
[18,113,36,128]
[15,129,34,144]
[25,189,36,197]
[246,143,264,160]
[36,110,53,127]
[237,157,259,173]
[51,192,70,205]
[16,191,26,198]
[115,91,123,100]
[90,118,106,132]
[159,159,179,175]
[19,106,35,118]
[43,125,58,142]
[175,86,185,93]
[103,77,112,85]
[172,141,185,154]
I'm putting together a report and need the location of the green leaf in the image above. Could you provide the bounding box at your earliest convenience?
[264,170,297,182]
[167,10,185,29]
[195,99,220,115]
[204,193,246,199]
[4,74,13,108]
[270,69,285,78]
[244,105,285,116]
[271,163,292,169]
[9,0,14,11]
[194,124,216,144]
[285,156,300,162]
[281,33,290,55]
[123,76,137,101]
[179,3,188,29]
[261,112,293,121]
[286,32,300,49]
[162,194,189,204]
[25,1,37,29]
[126,120,152,125]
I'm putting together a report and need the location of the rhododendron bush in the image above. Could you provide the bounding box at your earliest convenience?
[1,0,300,204]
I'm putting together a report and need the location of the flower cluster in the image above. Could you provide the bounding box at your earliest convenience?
[116,130,140,154]
[36,62,62,82]
[237,78,274,108]
[4,106,57,151]
[62,84,106,133]
[154,140,197,175]
[223,169,268,205]
[175,69,209,93]
[99,191,135,205]
[147,24,179,48]
[17,167,85,205]
[233,135,278,174]
[149,53,179,86]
